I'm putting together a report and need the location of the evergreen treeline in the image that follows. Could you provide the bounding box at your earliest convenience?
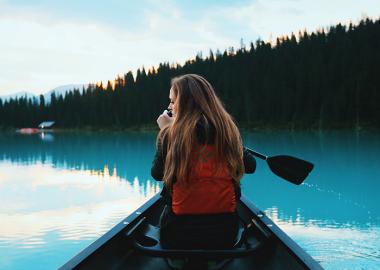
[1,18,379,130]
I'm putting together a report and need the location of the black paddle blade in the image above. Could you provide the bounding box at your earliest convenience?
[267,155,314,185]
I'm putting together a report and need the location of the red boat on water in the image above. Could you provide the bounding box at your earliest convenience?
[17,128,41,134]
[17,121,55,134]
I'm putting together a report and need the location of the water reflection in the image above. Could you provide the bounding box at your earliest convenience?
[241,130,380,269]
[0,132,162,269]
[39,132,54,142]
[242,130,380,228]
[0,130,379,270]
[0,131,157,183]
[265,207,380,268]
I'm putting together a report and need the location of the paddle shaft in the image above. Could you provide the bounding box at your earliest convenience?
[246,148,268,160]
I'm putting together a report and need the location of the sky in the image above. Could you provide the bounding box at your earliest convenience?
[0,0,379,96]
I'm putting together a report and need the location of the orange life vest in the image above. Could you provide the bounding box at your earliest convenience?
[172,145,236,215]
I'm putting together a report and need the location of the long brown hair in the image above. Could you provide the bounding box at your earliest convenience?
[158,74,244,189]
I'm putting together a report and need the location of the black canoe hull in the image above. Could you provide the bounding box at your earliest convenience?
[60,194,323,270]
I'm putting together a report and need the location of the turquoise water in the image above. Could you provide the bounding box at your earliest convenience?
[0,131,379,269]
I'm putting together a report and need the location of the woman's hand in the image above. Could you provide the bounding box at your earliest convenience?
[156,110,174,130]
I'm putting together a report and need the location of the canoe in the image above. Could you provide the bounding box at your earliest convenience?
[60,193,323,270]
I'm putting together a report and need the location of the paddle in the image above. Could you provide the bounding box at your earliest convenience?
[246,148,314,185]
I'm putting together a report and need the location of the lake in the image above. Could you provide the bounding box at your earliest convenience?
[0,131,379,270]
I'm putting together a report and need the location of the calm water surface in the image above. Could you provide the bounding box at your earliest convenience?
[0,131,379,270]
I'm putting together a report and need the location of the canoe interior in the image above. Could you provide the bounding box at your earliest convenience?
[60,194,323,270]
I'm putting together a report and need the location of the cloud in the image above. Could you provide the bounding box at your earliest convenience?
[217,0,380,41]
[0,1,230,95]
[0,0,379,95]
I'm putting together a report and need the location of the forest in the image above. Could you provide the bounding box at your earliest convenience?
[0,17,379,130]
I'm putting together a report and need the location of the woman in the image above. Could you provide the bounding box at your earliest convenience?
[151,74,255,249]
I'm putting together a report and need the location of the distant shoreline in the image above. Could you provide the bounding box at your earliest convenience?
[1,123,379,133]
